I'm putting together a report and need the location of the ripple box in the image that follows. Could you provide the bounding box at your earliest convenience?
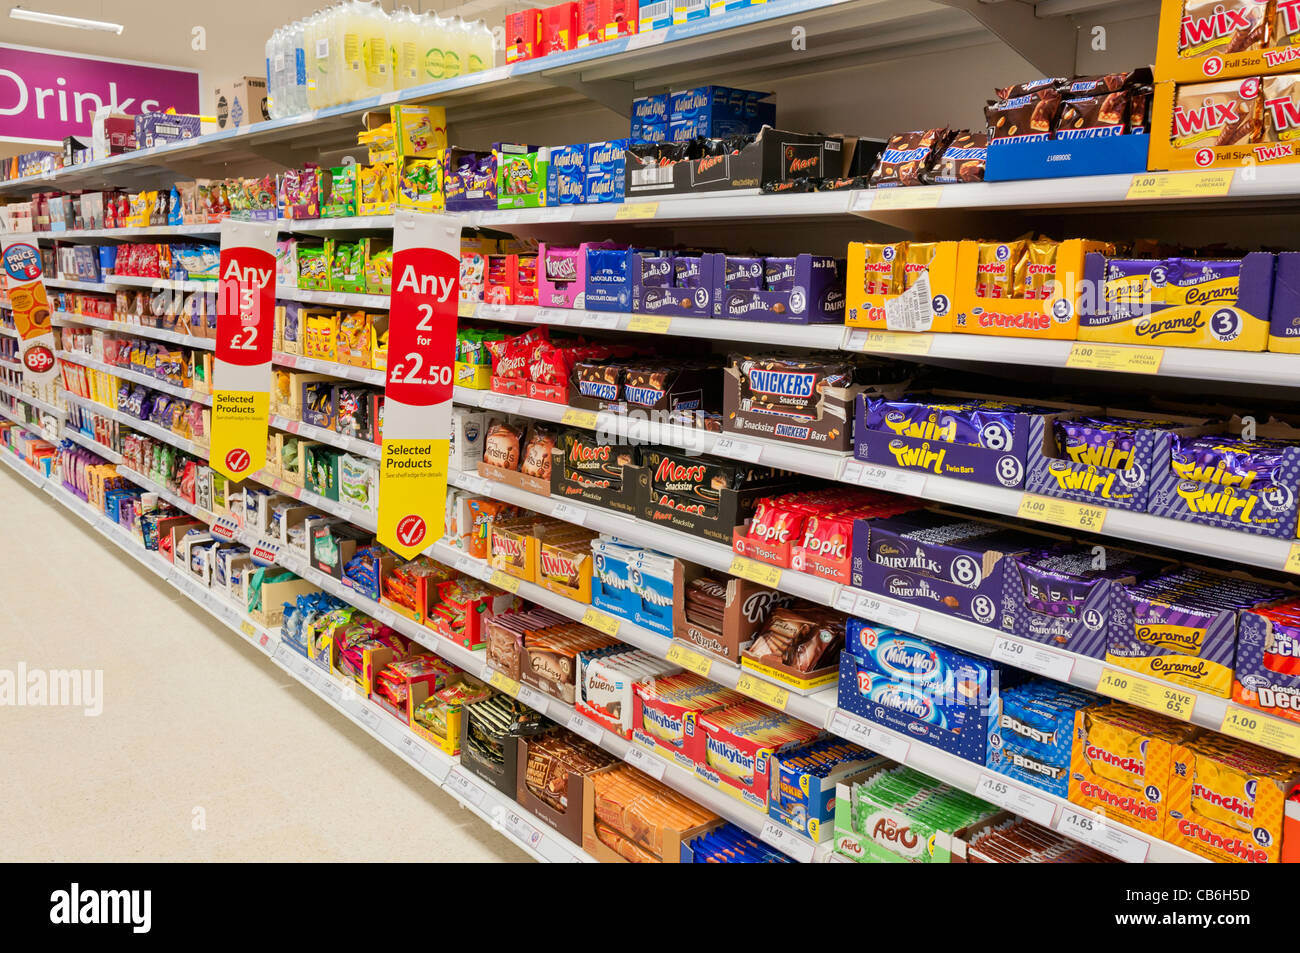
[849,512,1027,630]
[1025,409,1207,513]
[854,390,1072,489]
[715,254,845,324]
[1145,416,1300,539]
[836,621,1014,764]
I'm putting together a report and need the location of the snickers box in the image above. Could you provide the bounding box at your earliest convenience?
[724,353,874,453]
[625,128,842,197]
[1145,416,1300,540]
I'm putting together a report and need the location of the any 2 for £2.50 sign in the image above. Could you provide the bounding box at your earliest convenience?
[210,220,278,481]
[378,211,461,559]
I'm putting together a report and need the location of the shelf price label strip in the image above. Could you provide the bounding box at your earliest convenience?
[209,220,278,482]
[377,210,459,560]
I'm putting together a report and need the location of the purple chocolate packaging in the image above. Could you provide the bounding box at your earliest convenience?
[1235,607,1300,722]
[633,252,722,318]
[764,257,797,292]
[724,256,763,290]
[675,255,704,289]
[865,511,1036,589]
[444,148,498,211]
[641,254,675,288]
[714,254,845,325]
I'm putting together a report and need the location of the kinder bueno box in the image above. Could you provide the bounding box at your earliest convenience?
[547,143,587,206]
[715,254,846,325]
[1165,733,1300,864]
[1000,544,1173,660]
[1109,567,1291,699]
[855,390,1073,489]
[1145,417,1300,540]
[537,241,618,308]
[837,622,1018,763]
[585,139,628,204]
[1026,410,1209,513]
[850,510,1040,630]
[1235,600,1300,724]
[1067,701,1200,838]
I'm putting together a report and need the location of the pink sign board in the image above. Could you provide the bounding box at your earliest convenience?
[0,43,201,144]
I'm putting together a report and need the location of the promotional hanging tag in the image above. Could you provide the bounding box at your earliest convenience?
[210,220,277,482]
[0,233,57,385]
[377,210,460,559]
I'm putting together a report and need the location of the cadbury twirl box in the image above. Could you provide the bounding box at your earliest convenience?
[1025,409,1208,513]
[854,390,1073,489]
[837,621,1019,763]
[1145,417,1300,539]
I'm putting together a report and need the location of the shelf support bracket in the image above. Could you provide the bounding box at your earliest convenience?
[934,0,1078,77]
[545,75,636,116]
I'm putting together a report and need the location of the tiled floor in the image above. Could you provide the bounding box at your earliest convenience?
[0,465,528,862]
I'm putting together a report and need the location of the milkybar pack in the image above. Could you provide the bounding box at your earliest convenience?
[844,241,960,332]
[1068,702,1201,836]
[1166,734,1300,862]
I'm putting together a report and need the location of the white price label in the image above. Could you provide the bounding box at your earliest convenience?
[535,308,568,325]
[552,503,586,526]
[566,712,604,744]
[990,637,1075,682]
[273,641,296,668]
[444,768,487,807]
[759,821,816,863]
[480,303,518,321]
[974,773,1056,826]
[480,393,520,413]
[833,587,859,613]
[315,674,343,702]
[711,437,763,463]
[399,735,428,764]
[623,744,666,780]
[828,710,912,762]
[325,293,345,305]
[1054,807,1150,863]
[503,809,543,848]
[457,474,492,495]
[579,312,620,330]
[851,594,919,632]
[517,685,549,710]
[356,706,380,731]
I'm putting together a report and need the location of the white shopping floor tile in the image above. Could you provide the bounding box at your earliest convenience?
[0,466,530,863]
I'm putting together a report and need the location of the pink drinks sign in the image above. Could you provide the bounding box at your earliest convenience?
[0,43,201,144]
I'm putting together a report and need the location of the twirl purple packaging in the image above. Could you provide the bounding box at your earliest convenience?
[853,390,1073,489]
[1145,416,1300,539]
[1024,409,1208,512]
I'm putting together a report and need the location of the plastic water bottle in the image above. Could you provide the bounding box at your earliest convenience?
[288,20,308,114]
[265,29,280,118]
[467,19,494,73]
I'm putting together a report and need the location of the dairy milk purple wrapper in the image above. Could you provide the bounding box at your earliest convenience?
[1166,257,1243,290]
[639,254,674,288]
[867,512,1036,589]
[764,257,797,291]
[724,256,763,290]
[675,255,704,289]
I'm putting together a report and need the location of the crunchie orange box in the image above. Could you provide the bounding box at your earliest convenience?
[952,239,1108,340]
[1068,701,1201,837]
[844,241,960,332]
[1165,733,1300,863]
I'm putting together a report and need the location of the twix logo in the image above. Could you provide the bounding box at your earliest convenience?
[1180,5,1254,48]
[540,551,578,577]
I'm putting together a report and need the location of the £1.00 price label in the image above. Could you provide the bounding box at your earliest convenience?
[1220,705,1300,758]
[1017,493,1107,533]
[1066,343,1163,374]
[1097,668,1195,721]
[377,211,459,560]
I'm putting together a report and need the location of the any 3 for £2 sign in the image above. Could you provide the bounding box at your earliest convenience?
[210,220,277,481]
[377,211,460,559]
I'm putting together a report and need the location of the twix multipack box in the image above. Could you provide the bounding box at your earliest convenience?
[1068,701,1201,837]
[1166,733,1300,863]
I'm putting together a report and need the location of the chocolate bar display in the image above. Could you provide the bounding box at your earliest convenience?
[740,603,847,691]
[1109,566,1291,698]
[632,252,722,318]
[569,358,721,417]
[868,128,952,187]
[550,430,644,516]
[987,680,1098,798]
[672,571,794,662]
[624,128,844,198]
[458,693,553,795]
[724,352,907,452]
[536,241,619,309]
[515,730,618,844]
[1236,596,1300,725]
[924,131,988,184]
[576,646,681,739]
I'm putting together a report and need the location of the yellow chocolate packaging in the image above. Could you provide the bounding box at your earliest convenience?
[1068,702,1201,837]
[845,241,960,332]
[1166,734,1300,863]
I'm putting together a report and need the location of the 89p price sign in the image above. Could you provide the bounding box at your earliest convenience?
[0,233,57,386]
[210,220,278,481]
[377,211,461,559]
